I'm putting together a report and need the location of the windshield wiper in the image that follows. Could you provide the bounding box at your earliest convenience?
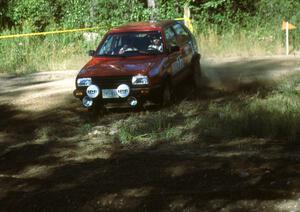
[98,50,160,57]
[117,50,145,57]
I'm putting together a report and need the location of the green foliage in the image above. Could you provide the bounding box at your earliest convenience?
[60,0,91,28]
[257,0,300,24]
[1,0,300,31]
[1,0,299,35]
[0,0,10,29]
[91,0,148,27]
[7,0,56,31]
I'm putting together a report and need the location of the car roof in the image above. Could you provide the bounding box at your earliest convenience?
[109,20,176,33]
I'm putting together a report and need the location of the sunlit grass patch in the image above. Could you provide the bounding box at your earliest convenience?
[200,74,300,142]
[197,27,283,58]
[118,112,184,144]
[0,29,99,75]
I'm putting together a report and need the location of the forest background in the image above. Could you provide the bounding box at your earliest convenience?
[0,0,300,74]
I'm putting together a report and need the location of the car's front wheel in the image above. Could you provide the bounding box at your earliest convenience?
[160,81,173,107]
[87,100,105,118]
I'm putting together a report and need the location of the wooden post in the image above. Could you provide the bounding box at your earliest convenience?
[147,0,155,20]
[286,21,289,56]
[282,19,296,55]
[184,5,193,33]
[184,5,190,28]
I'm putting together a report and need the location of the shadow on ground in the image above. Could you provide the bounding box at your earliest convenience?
[0,137,299,211]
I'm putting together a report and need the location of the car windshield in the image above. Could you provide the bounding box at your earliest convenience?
[96,31,163,57]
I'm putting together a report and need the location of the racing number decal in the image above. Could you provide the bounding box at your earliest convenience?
[171,56,184,76]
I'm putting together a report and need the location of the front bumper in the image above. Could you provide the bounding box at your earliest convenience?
[74,85,162,106]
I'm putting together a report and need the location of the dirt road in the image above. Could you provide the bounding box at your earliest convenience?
[0,56,300,211]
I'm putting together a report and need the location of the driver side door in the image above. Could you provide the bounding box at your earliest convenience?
[164,26,184,85]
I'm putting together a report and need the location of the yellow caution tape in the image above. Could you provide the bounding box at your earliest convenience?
[0,26,106,39]
[175,18,184,21]
[0,18,194,40]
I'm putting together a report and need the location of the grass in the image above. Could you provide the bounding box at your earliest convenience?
[118,112,183,144]
[116,73,300,144]
[80,123,94,134]
[202,94,300,141]
[208,74,300,142]
[197,27,284,58]
[0,30,99,75]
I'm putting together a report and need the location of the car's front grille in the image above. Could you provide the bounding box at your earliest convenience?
[92,76,132,89]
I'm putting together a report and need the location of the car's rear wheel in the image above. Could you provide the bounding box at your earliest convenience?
[160,81,173,107]
[192,59,202,89]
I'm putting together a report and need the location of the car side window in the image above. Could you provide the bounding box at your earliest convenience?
[172,23,190,44]
[99,35,114,55]
[164,27,177,47]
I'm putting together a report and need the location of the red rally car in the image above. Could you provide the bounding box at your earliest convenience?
[74,20,201,110]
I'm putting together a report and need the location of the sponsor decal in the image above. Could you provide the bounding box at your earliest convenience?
[172,56,184,75]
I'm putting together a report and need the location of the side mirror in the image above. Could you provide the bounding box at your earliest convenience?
[88,50,95,56]
[170,45,180,53]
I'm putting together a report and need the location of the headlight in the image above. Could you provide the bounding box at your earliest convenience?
[77,78,92,87]
[132,75,149,85]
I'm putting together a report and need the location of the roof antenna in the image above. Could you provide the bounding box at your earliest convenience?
[147,0,156,22]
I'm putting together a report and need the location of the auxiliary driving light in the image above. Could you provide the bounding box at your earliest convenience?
[82,96,93,108]
[117,84,130,98]
[86,84,100,98]
[128,97,138,107]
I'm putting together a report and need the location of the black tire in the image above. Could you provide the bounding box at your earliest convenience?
[132,99,145,112]
[160,81,173,107]
[87,101,105,118]
[192,59,202,89]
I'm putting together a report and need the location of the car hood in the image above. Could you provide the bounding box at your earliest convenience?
[78,56,164,78]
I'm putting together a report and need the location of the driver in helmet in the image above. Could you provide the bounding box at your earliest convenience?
[119,36,137,54]
[147,35,163,52]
